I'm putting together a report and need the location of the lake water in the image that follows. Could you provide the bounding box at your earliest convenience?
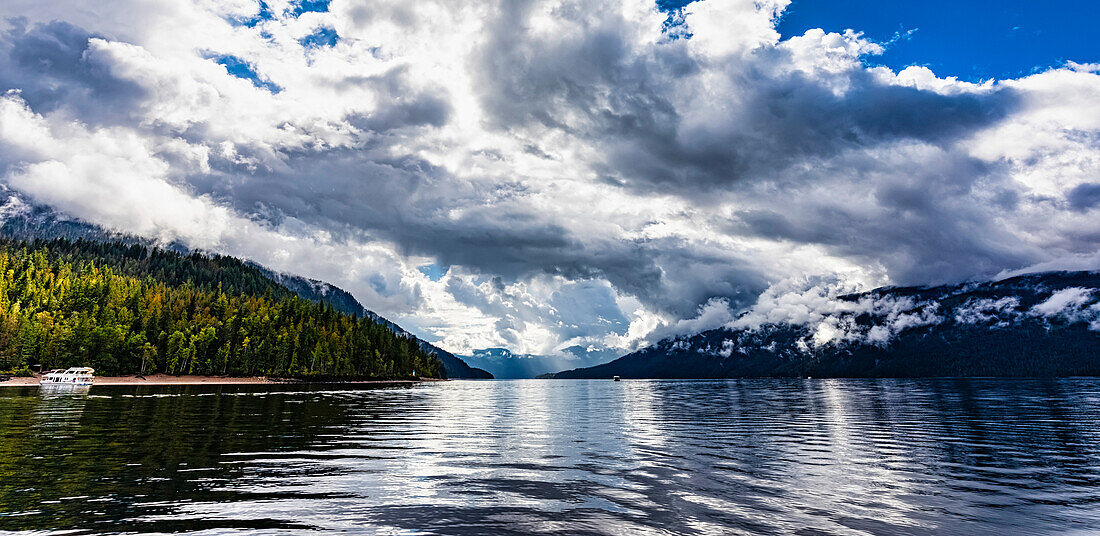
[2,379,1100,535]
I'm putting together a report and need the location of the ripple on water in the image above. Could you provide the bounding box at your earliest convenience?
[2,379,1100,534]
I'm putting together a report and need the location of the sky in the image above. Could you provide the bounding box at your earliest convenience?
[0,0,1097,361]
[774,0,1100,81]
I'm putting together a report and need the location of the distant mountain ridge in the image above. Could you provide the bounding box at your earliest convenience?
[546,271,1100,379]
[462,346,620,379]
[0,192,491,379]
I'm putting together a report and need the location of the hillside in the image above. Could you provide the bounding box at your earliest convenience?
[248,264,492,379]
[0,194,490,378]
[546,271,1100,379]
[0,238,444,378]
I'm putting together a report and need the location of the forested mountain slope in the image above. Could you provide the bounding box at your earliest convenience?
[248,264,491,379]
[0,194,490,378]
[0,239,443,378]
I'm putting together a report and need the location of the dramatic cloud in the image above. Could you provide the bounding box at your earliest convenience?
[0,0,1098,357]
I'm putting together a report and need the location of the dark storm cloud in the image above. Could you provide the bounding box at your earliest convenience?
[466,2,1036,289]
[1067,182,1100,211]
[605,69,1017,195]
[347,95,450,131]
[477,15,1018,197]
[730,148,1037,285]
[341,66,452,131]
[189,124,765,317]
[0,19,145,123]
[222,162,667,305]
[477,0,672,129]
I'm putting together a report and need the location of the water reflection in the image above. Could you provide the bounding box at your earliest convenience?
[1,379,1100,534]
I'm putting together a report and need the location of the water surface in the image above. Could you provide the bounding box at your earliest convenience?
[2,379,1100,535]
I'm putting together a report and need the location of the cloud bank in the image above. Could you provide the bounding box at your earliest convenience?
[0,0,1098,356]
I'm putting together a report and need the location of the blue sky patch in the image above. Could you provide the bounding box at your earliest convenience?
[655,0,691,10]
[207,54,281,93]
[290,0,330,17]
[656,0,1098,82]
[300,26,339,48]
[656,0,693,39]
[776,0,1098,81]
[418,263,449,282]
[659,7,691,40]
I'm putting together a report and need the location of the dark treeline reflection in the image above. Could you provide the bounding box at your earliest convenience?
[2,380,1100,535]
[0,384,391,533]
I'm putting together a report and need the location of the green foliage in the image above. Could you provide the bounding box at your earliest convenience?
[0,238,443,378]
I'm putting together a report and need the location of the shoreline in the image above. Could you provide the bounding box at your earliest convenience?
[0,374,445,387]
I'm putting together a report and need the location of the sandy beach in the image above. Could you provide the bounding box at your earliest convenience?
[0,374,442,386]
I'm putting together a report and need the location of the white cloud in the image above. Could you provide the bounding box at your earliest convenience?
[721,277,941,349]
[954,297,1022,325]
[1030,288,1100,330]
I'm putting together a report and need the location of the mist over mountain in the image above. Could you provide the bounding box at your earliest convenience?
[546,271,1100,379]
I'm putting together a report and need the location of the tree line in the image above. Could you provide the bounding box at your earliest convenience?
[0,238,443,378]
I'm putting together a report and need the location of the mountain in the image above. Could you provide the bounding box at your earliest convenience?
[545,271,1100,379]
[0,192,491,379]
[420,346,494,379]
[0,238,444,378]
[461,346,620,379]
[246,264,492,379]
[461,348,548,379]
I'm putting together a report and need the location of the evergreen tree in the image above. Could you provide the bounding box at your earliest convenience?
[0,239,443,378]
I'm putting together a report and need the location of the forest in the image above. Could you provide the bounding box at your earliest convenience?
[0,238,443,378]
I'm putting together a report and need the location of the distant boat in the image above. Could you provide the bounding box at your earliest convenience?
[41,367,95,386]
[613,376,620,381]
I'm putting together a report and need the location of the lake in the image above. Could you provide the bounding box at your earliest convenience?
[2,379,1100,535]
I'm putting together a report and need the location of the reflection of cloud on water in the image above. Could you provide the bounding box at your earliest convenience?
[324,380,1100,535]
[802,380,929,530]
[330,380,694,533]
[310,380,1100,535]
[390,381,620,517]
[6,381,1100,534]
[620,381,667,454]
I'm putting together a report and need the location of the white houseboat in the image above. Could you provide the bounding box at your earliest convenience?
[41,367,95,386]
